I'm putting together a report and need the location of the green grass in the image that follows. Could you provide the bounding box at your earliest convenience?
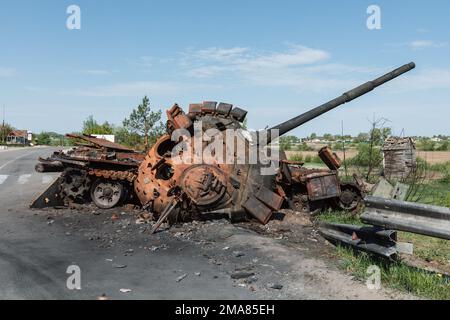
[288,153,322,164]
[334,246,450,299]
[316,209,363,225]
[410,181,450,207]
[399,232,450,266]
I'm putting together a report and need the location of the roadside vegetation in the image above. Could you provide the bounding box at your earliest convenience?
[317,210,450,299]
[286,120,450,299]
[334,245,450,299]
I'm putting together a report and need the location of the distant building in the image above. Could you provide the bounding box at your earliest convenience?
[382,137,416,179]
[92,134,115,142]
[6,130,32,145]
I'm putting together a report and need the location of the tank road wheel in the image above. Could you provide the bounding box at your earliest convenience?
[336,184,362,212]
[90,179,124,209]
[60,168,91,204]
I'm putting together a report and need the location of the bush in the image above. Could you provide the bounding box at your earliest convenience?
[436,141,449,151]
[348,143,382,167]
[296,142,314,151]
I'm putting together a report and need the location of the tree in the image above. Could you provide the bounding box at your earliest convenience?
[0,123,14,144]
[123,96,164,149]
[114,126,142,148]
[366,117,390,179]
[36,132,51,145]
[82,116,113,135]
[370,127,392,146]
[354,132,369,143]
[279,135,300,151]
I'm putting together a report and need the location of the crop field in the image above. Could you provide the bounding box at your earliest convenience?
[286,149,450,165]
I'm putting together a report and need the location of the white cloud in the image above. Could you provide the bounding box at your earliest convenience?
[0,67,16,77]
[390,68,450,92]
[193,47,250,63]
[385,40,447,51]
[80,69,112,76]
[183,44,329,74]
[408,40,446,50]
[180,45,372,92]
[245,45,329,69]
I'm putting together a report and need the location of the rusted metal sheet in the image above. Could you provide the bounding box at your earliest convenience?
[166,104,192,130]
[306,172,341,201]
[30,177,64,208]
[255,185,284,211]
[202,101,217,114]
[66,134,135,152]
[318,146,341,170]
[216,103,232,116]
[230,107,247,122]
[242,196,274,225]
[361,196,450,240]
[188,103,202,118]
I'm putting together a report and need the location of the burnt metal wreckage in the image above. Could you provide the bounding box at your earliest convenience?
[32,61,447,257]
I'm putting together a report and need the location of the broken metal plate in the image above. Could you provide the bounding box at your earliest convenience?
[30,177,64,208]
[255,185,284,211]
[243,196,273,225]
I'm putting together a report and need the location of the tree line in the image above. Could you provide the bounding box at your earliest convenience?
[33,96,165,150]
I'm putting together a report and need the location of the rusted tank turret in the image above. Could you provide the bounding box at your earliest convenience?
[133,63,416,231]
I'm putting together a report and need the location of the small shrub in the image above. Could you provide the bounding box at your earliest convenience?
[289,153,304,162]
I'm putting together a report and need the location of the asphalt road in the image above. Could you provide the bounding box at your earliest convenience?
[0,147,407,300]
[0,147,253,299]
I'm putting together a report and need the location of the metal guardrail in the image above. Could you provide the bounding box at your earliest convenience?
[318,222,397,260]
[361,196,450,240]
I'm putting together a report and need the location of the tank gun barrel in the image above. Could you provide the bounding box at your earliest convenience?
[267,62,415,143]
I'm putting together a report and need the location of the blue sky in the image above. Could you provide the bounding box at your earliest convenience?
[0,0,449,137]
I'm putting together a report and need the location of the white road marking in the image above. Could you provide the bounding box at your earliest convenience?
[0,151,38,171]
[42,175,53,184]
[18,174,32,184]
[0,175,8,185]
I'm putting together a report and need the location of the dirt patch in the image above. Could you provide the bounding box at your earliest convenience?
[416,151,450,164]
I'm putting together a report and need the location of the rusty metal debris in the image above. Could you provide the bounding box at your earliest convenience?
[31,134,144,209]
[32,62,416,233]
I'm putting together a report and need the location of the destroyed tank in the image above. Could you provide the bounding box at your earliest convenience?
[33,62,416,232]
[132,62,416,231]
